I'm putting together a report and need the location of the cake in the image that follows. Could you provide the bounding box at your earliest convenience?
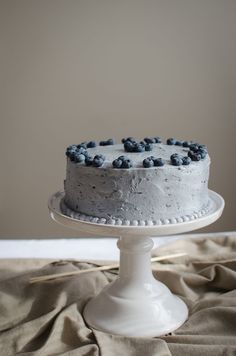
[61,137,210,226]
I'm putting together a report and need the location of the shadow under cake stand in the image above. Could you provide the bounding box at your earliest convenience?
[48,190,224,338]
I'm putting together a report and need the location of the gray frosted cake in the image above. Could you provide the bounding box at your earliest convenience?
[61,137,210,226]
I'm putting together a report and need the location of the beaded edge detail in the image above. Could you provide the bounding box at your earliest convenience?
[60,199,211,226]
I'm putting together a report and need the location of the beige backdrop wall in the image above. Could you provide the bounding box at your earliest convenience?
[1,0,235,238]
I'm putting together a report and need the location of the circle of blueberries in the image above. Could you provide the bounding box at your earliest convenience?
[122,137,161,153]
[66,137,208,169]
[112,156,133,169]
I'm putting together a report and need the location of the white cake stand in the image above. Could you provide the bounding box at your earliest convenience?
[48,190,224,337]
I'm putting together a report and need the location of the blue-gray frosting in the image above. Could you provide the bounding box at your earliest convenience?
[62,143,210,224]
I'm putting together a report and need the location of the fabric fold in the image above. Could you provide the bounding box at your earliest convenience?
[0,233,235,355]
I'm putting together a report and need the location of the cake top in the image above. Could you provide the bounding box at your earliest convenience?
[65,137,209,169]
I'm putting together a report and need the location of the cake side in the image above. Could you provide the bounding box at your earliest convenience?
[62,139,210,224]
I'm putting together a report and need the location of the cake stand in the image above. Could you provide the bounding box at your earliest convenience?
[48,190,224,337]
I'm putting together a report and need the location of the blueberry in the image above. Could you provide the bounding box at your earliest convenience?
[198,144,207,150]
[77,143,87,149]
[66,145,77,156]
[198,145,207,150]
[171,156,183,166]
[106,138,115,145]
[74,153,85,163]
[76,146,87,154]
[124,141,134,152]
[188,151,201,161]
[133,143,145,152]
[175,140,183,146]
[67,144,78,151]
[94,154,105,161]
[93,155,105,167]
[153,158,164,166]
[112,159,123,168]
[69,151,77,161]
[146,155,155,160]
[167,138,176,145]
[93,158,104,167]
[82,150,89,157]
[188,151,194,159]
[183,141,191,147]
[143,158,154,168]
[198,146,208,154]
[182,156,191,165]
[154,137,162,143]
[170,153,180,160]
[100,138,115,146]
[144,137,156,144]
[197,149,207,159]
[122,137,136,144]
[192,153,202,161]
[189,144,199,152]
[85,156,93,166]
[93,154,105,161]
[145,143,153,151]
[124,141,133,151]
[121,159,133,168]
[87,141,97,148]
[118,155,127,161]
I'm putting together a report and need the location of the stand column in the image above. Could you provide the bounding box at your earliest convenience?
[106,236,158,298]
[83,234,188,337]
[118,235,154,282]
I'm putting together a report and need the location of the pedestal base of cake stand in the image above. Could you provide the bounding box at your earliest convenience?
[48,190,224,337]
[84,235,188,337]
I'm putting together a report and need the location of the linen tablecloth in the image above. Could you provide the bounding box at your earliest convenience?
[0,232,236,355]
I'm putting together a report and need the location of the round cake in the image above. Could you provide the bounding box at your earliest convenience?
[61,137,210,226]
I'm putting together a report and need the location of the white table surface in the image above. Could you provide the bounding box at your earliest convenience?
[0,232,231,261]
[0,236,181,261]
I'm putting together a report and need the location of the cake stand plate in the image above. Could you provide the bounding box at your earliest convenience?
[48,190,224,337]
